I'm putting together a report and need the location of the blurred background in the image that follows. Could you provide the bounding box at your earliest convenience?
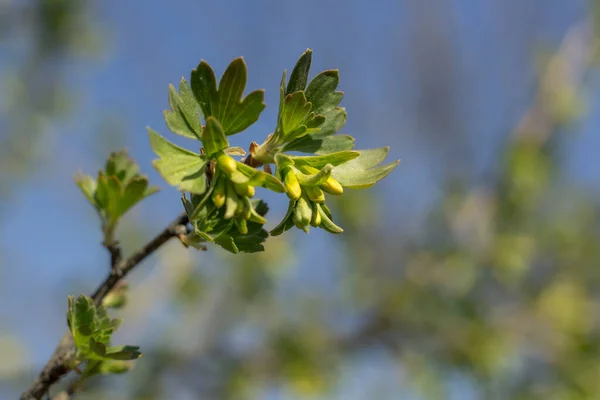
[2,0,600,399]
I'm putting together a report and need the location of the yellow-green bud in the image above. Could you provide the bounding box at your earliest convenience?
[310,203,321,227]
[284,169,302,200]
[211,178,226,208]
[246,185,255,198]
[216,153,237,174]
[224,183,239,219]
[320,177,343,195]
[293,196,312,230]
[234,181,250,197]
[305,185,325,203]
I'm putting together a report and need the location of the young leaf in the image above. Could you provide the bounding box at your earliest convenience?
[286,49,312,95]
[305,70,343,115]
[191,58,266,135]
[282,134,355,154]
[281,91,312,138]
[331,147,400,189]
[148,128,207,194]
[163,78,202,140]
[201,117,229,156]
[104,345,143,360]
[105,151,140,183]
[287,151,360,169]
[74,173,98,209]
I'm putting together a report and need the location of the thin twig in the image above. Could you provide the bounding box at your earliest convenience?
[20,213,189,400]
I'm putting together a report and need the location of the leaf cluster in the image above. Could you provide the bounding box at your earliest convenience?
[75,150,159,242]
[67,295,141,378]
[147,49,399,250]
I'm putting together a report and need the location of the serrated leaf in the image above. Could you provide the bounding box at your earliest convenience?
[105,150,140,183]
[194,200,269,253]
[67,295,96,349]
[105,345,143,360]
[164,79,202,139]
[89,337,107,358]
[305,70,343,115]
[287,151,360,169]
[286,49,312,95]
[202,117,229,156]
[331,147,399,189]
[281,91,312,138]
[309,107,347,139]
[148,128,207,194]
[116,178,158,218]
[191,58,265,135]
[282,133,355,154]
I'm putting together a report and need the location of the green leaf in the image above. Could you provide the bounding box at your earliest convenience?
[202,117,229,156]
[105,150,140,183]
[286,49,312,95]
[305,70,343,115]
[281,91,312,138]
[148,128,207,194]
[163,78,202,139]
[331,147,400,189]
[270,200,296,236]
[287,151,360,169]
[116,178,158,218]
[67,295,96,349]
[309,107,347,139]
[104,345,143,360]
[191,58,266,135]
[282,133,354,154]
[192,200,269,253]
[74,173,98,208]
[89,337,107,358]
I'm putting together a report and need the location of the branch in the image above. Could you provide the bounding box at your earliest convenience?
[20,212,189,400]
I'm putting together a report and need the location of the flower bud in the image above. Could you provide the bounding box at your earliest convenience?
[293,196,312,231]
[320,177,343,195]
[284,169,302,200]
[224,183,239,219]
[234,181,251,197]
[310,203,321,227]
[211,178,226,208]
[305,185,325,203]
[216,153,237,174]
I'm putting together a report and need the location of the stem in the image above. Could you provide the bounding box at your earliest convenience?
[20,213,189,400]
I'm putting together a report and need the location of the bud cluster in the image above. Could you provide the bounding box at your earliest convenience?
[210,153,266,234]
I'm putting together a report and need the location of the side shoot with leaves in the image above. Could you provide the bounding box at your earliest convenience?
[21,49,398,399]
